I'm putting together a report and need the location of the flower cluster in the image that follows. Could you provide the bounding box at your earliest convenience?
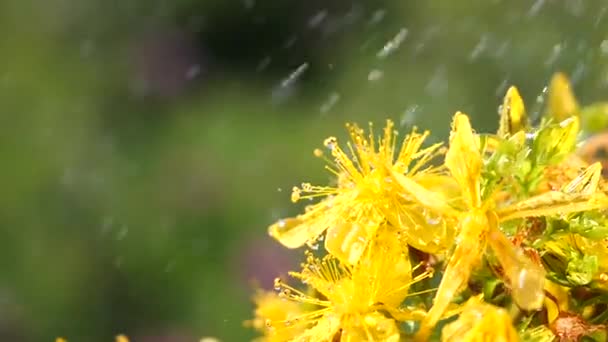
[250,73,608,341]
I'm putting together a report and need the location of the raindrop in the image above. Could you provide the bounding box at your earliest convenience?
[527,0,545,17]
[100,216,114,236]
[324,137,337,151]
[566,0,585,17]
[377,28,409,59]
[425,66,448,97]
[595,7,607,27]
[495,78,509,96]
[116,225,129,241]
[243,0,255,10]
[256,56,272,72]
[368,9,386,26]
[80,39,95,58]
[493,40,511,59]
[281,63,309,88]
[164,259,176,273]
[283,35,298,49]
[400,105,421,127]
[600,40,608,56]
[367,69,384,82]
[308,10,328,28]
[469,34,489,61]
[320,92,341,114]
[571,62,586,84]
[536,86,548,103]
[185,64,201,80]
[544,43,563,67]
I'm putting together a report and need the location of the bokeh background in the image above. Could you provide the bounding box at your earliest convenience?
[1,0,608,341]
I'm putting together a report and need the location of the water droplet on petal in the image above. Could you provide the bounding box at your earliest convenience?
[324,137,338,150]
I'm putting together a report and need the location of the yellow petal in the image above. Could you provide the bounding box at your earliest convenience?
[498,86,528,137]
[340,312,400,342]
[547,72,580,121]
[487,218,545,311]
[385,205,455,253]
[268,216,328,249]
[445,112,482,209]
[390,169,459,217]
[355,224,413,308]
[441,296,519,342]
[417,210,487,341]
[292,313,341,342]
[325,219,378,265]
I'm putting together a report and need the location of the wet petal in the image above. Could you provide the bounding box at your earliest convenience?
[547,72,580,121]
[445,112,482,209]
[498,86,528,137]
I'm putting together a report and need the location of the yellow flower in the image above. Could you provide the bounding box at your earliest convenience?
[400,113,608,341]
[441,296,519,342]
[497,86,528,138]
[261,226,431,341]
[247,290,307,342]
[546,72,580,121]
[269,120,455,264]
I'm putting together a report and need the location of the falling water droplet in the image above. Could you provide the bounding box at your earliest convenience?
[256,56,272,72]
[469,34,489,61]
[425,66,448,97]
[281,63,309,88]
[401,105,421,127]
[185,64,201,80]
[544,43,563,67]
[367,69,384,82]
[320,92,341,114]
[308,10,328,28]
[600,40,608,55]
[527,0,545,17]
[377,28,409,59]
[368,9,386,26]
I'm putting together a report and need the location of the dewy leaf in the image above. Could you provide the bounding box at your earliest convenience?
[532,116,580,166]
[546,72,580,121]
[498,86,528,138]
[445,112,482,209]
[566,254,598,286]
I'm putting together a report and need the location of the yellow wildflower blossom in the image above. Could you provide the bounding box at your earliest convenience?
[115,336,129,342]
[498,86,528,138]
[247,290,307,342]
[269,120,455,264]
[264,225,431,341]
[547,72,580,121]
[399,113,608,341]
[441,296,519,342]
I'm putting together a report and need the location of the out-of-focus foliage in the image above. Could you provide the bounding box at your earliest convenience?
[0,0,608,341]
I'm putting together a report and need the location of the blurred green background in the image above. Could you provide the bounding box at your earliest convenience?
[0,0,607,341]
